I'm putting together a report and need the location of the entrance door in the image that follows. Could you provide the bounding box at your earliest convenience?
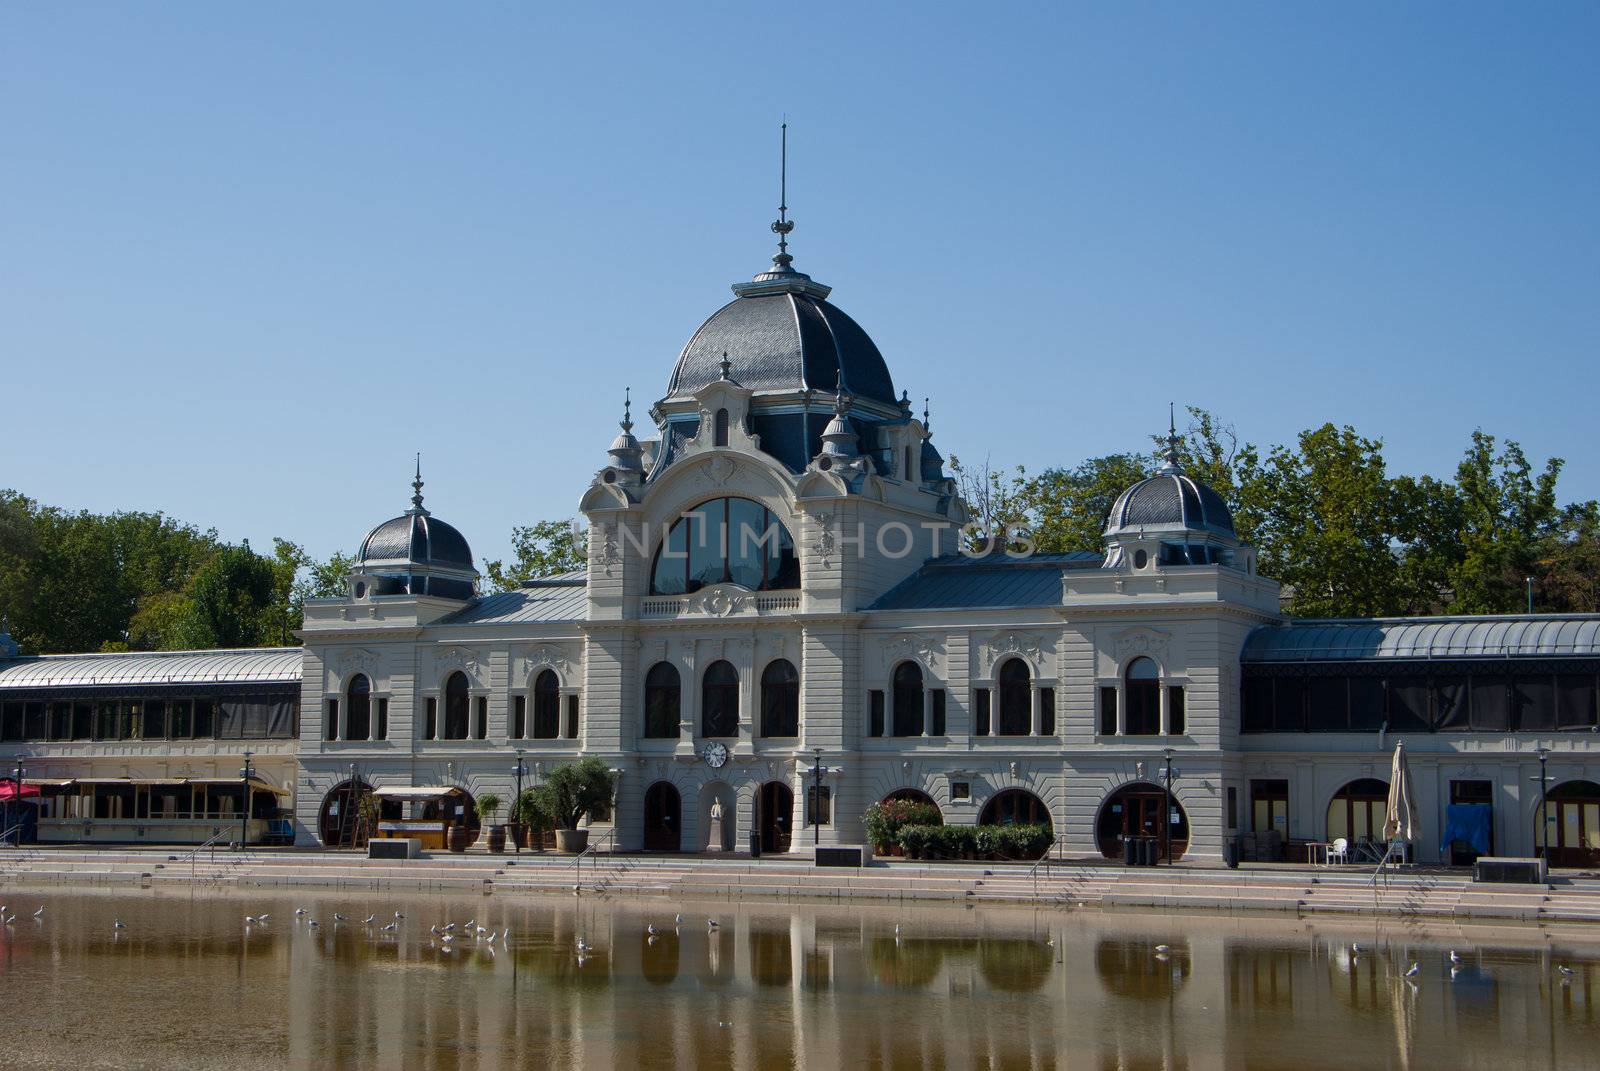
[643,782,681,852]
[759,782,793,853]
[318,780,368,847]
[1542,781,1600,868]
[1097,785,1189,862]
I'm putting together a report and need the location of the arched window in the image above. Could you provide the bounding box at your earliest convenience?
[714,408,730,447]
[701,660,740,738]
[980,789,1051,828]
[533,669,561,739]
[443,671,470,740]
[649,497,800,595]
[760,659,799,737]
[345,674,371,741]
[1539,780,1600,867]
[643,662,681,739]
[998,658,1031,736]
[1327,778,1389,844]
[1125,657,1160,736]
[892,662,924,737]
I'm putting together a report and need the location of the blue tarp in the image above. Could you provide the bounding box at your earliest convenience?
[1441,803,1492,855]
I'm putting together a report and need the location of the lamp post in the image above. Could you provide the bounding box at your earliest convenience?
[812,747,825,848]
[11,759,22,848]
[1538,745,1551,860]
[238,750,254,851]
[512,749,527,855]
[1162,747,1175,866]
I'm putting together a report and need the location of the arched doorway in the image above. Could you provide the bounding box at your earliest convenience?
[318,778,371,847]
[642,781,681,852]
[980,789,1050,826]
[757,782,793,853]
[1097,783,1189,862]
[1539,780,1600,868]
[1326,778,1389,849]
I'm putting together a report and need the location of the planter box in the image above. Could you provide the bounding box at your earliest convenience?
[815,845,872,868]
[369,838,420,860]
[1473,856,1547,884]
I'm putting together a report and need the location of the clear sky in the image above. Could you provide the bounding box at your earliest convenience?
[3,3,1596,567]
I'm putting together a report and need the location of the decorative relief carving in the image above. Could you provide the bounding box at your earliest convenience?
[1113,627,1170,662]
[436,647,483,682]
[516,644,571,684]
[811,512,836,568]
[684,585,753,618]
[883,634,945,673]
[704,455,738,485]
[982,631,1044,674]
[597,524,621,578]
[332,648,381,676]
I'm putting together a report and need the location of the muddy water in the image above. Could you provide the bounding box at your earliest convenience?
[1,887,1598,1069]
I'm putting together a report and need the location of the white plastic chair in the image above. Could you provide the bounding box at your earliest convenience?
[1327,837,1349,865]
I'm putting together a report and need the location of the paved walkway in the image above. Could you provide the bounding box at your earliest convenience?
[4,844,1599,924]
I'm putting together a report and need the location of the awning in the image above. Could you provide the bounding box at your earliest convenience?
[24,779,76,789]
[371,785,461,801]
[0,782,40,801]
[186,777,284,794]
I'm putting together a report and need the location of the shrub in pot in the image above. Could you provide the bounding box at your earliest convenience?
[477,793,505,853]
[529,757,617,854]
[896,824,937,859]
[862,800,943,854]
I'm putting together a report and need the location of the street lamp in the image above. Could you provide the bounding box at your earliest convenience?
[812,747,826,848]
[1538,745,1551,860]
[1162,747,1175,866]
[512,749,527,855]
[238,750,255,851]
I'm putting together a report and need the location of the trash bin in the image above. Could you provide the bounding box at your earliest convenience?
[1137,838,1152,866]
[1124,837,1137,866]
[1144,838,1159,866]
[749,829,762,858]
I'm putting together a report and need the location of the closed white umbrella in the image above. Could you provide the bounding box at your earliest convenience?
[1384,740,1418,844]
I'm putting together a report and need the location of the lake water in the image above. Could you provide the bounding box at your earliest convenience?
[1,886,1598,1070]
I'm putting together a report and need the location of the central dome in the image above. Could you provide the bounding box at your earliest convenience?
[666,267,896,406]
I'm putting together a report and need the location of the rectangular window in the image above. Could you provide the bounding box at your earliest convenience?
[23,701,45,741]
[1557,674,1598,730]
[325,699,339,741]
[1306,677,1347,732]
[1515,673,1557,732]
[1389,678,1430,732]
[71,701,93,740]
[1271,678,1305,733]
[869,690,884,738]
[376,697,389,740]
[513,695,527,739]
[425,697,438,740]
[565,694,579,739]
[1251,779,1289,835]
[475,696,489,740]
[1348,677,1385,732]
[0,702,21,741]
[951,780,970,802]
[931,689,947,736]
[1241,677,1271,732]
[1227,787,1238,831]
[975,688,991,736]
[168,699,191,739]
[193,698,215,738]
[1167,686,1184,735]
[1099,687,1118,735]
[120,701,142,740]
[1039,687,1055,736]
[143,700,166,740]
[95,701,117,740]
[1469,676,1510,732]
[806,785,832,826]
[48,702,70,741]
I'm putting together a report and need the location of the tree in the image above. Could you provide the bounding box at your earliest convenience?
[483,519,585,592]
[1016,454,1154,555]
[1541,505,1600,612]
[528,757,616,831]
[1448,431,1565,614]
[171,542,280,649]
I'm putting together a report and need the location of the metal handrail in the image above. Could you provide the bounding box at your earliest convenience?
[183,827,235,881]
[0,824,24,848]
[1368,838,1407,888]
[572,827,617,892]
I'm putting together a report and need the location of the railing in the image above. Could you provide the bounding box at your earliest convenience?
[572,827,618,892]
[183,827,235,882]
[640,592,802,618]
[1369,838,1407,889]
[0,824,23,849]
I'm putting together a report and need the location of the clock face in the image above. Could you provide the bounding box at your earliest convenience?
[702,742,729,769]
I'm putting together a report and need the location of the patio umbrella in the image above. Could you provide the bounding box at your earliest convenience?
[1383,740,1418,844]
[0,782,40,801]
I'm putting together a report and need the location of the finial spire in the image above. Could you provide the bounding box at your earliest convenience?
[1159,403,1183,472]
[621,387,633,433]
[770,122,795,271]
[719,352,733,380]
[409,454,428,513]
[923,397,931,433]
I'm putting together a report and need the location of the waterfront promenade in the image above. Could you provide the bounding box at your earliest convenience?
[5,844,1600,924]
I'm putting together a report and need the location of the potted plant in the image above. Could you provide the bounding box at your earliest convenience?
[478,793,505,853]
[515,788,551,851]
[530,757,616,853]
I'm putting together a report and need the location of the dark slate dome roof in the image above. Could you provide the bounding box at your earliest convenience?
[1105,470,1235,538]
[358,511,474,569]
[667,278,896,406]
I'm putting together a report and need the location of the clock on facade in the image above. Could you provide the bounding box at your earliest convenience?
[701,742,729,769]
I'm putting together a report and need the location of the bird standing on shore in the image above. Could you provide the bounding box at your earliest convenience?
[113,920,126,930]
[1449,950,1463,965]
[32,906,44,918]
[1405,963,1420,978]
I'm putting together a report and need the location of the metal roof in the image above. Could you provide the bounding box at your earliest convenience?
[1242,615,1600,662]
[870,554,1100,612]
[0,648,303,690]
[441,582,589,626]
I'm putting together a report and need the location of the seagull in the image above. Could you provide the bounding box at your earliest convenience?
[707,919,720,929]
[1350,943,1365,956]
[364,915,376,925]
[443,922,456,933]
[256,914,269,923]
[674,914,683,925]
[1449,950,1463,965]
[1154,944,1171,954]
[465,919,476,930]
[382,922,398,932]
[501,929,511,944]
[333,913,348,923]
[394,911,405,920]
[576,937,592,953]
[245,916,258,926]
[32,906,44,918]
[647,924,659,936]
[1405,963,1420,978]
[894,924,901,937]
[294,908,307,916]
[1559,965,1575,976]
[113,920,126,930]
[441,934,454,943]
[1045,935,1054,948]
[308,920,321,929]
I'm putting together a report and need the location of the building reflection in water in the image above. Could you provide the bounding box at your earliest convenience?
[4,892,1600,1069]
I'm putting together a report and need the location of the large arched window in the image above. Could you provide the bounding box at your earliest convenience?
[1125,657,1160,736]
[981,789,1051,827]
[346,674,371,741]
[760,659,799,738]
[998,658,1031,736]
[702,660,740,739]
[892,662,924,737]
[443,671,470,740]
[533,669,561,739]
[649,497,800,595]
[643,662,681,739]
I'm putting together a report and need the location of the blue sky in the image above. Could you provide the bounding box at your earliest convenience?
[3,3,1596,566]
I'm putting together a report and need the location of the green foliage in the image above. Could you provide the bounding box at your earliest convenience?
[862,799,943,851]
[528,757,615,831]
[1019,454,1156,555]
[475,792,502,823]
[483,518,586,593]
[897,823,1052,860]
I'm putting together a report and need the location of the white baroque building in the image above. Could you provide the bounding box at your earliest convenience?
[4,228,1599,866]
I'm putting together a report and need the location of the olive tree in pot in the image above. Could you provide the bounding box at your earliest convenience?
[513,788,551,850]
[530,757,616,854]
[477,793,505,854]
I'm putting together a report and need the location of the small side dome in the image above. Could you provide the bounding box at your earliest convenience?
[1104,471,1234,538]
[352,463,477,600]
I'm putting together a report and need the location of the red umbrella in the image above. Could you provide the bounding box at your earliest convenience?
[0,782,40,801]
